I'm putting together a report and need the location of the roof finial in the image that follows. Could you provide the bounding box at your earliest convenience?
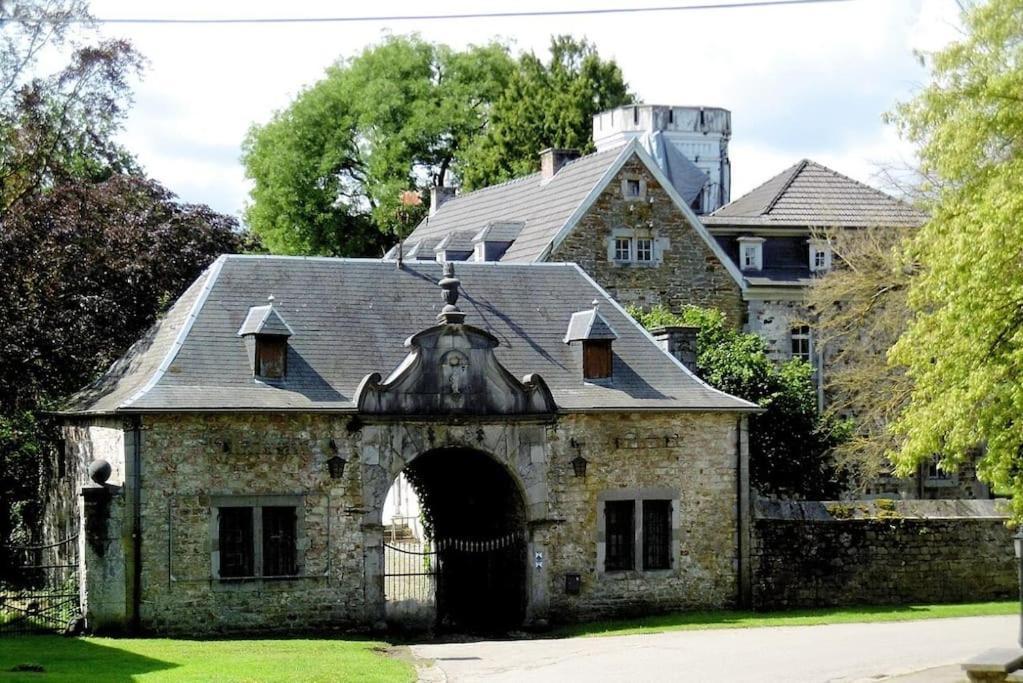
[267,294,275,306]
[592,299,600,310]
[437,262,466,324]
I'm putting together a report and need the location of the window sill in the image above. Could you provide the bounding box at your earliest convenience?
[611,260,659,268]
[177,573,326,591]
[599,568,676,580]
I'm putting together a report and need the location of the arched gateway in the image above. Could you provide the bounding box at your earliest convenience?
[355,263,557,631]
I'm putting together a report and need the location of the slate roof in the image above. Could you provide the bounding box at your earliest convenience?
[398,147,625,263]
[703,159,928,228]
[65,256,756,414]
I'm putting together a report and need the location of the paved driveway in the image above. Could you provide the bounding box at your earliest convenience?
[411,615,1017,682]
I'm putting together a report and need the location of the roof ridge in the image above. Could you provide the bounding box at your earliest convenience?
[411,146,624,230]
[119,255,228,409]
[709,160,803,217]
[763,159,809,215]
[801,159,926,214]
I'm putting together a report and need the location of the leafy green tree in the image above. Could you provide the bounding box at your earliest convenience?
[458,35,635,189]
[804,225,916,490]
[242,34,633,255]
[631,305,850,498]
[888,0,1023,517]
[242,35,515,256]
[0,1,249,553]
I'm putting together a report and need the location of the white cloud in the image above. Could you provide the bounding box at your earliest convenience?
[85,0,962,215]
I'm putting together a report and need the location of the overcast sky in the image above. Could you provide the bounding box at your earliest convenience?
[88,0,963,220]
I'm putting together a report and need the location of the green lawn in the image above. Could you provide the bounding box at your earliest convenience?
[552,601,1020,638]
[0,636,415,682]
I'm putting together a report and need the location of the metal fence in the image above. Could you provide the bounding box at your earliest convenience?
[0,534,80,634]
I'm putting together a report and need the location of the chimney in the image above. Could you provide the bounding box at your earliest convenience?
[540,148,580,180]
[651,326,699,372]
[429,186,456,217]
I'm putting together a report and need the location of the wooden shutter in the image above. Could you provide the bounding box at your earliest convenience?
[583,340,613,380]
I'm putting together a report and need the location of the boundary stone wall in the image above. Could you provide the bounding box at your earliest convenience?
[751,499,1017,610]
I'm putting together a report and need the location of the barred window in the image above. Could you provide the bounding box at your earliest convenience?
[262,507,297,576]
[614,237,632,262]
[642,500,671,570]
[625,178,642,198]
[635,238,653,262]
[604,500,635,571]
[218,507,254,578]
[216,504,298,579]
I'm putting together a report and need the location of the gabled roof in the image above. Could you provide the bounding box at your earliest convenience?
[703,159,928,228]
[564,306,618,343]
[393,140,745,288]
[64,256,757,414]
[399,146,625,263]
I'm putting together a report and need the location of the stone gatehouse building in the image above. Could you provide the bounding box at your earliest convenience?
[56,255,758,633]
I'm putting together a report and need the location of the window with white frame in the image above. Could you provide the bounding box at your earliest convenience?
[737,236,764,271]
[809,241,832,272]
[635,238,653,262]
[791,325,812,363]
[614,237,632,261]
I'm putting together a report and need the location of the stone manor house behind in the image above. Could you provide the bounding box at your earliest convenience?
[393,103,984,499]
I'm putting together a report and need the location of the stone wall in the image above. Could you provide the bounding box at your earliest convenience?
[745,298,809,364]
[547,412,744,622]
[751,499,1017,610]
[65,409,745,634]
[551,156,744,326]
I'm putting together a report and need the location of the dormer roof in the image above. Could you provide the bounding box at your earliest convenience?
[564,305,618,343]
[237,300,294,338]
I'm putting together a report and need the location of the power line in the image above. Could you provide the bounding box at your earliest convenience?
[78,0,862,26]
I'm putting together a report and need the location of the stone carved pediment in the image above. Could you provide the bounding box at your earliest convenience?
[355,323,556,416]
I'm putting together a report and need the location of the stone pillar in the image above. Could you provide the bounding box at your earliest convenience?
[79,460,129,632]
[651,326,699,372]
[737,416,752,609]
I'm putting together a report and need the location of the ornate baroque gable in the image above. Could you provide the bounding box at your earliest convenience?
[354,263,556,416]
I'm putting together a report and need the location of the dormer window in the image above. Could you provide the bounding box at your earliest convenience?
[809,240,832,272]
[564,301,618,381]
[255,337,287,379]
[737,236,764,271]
[237,296,294,382]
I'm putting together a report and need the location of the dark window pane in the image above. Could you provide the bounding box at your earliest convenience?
[643,500,671,570]
[605,500,634,571]
[219,507,253,578]
[263,506,297,576]
[256,337,287,379]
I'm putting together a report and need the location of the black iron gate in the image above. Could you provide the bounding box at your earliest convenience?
[383,532,525,630]
[0,535,80,634]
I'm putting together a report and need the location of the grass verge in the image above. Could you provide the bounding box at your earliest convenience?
[552,601,1019,638]
[0,635,415,682]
